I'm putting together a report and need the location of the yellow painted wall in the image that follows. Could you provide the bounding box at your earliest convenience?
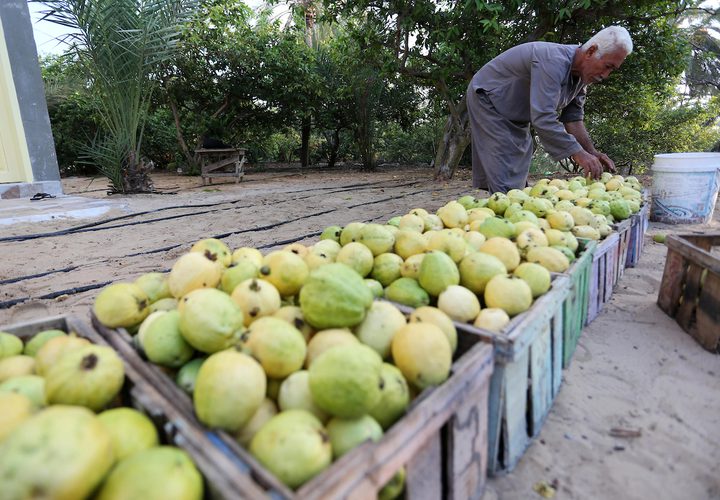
[0,16,33,183]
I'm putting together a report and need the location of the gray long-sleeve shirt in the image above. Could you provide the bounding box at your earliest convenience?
[468,42,586,160]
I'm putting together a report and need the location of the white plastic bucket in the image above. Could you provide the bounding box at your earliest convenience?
[651,153,720,224]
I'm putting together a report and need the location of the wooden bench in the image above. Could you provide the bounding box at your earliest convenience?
[195,148,246,185]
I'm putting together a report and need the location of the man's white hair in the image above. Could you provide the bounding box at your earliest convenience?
[582,26,633,57]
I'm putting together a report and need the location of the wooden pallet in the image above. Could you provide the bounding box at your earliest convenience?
[1,315,264,499]
[626,202,650,268]
[561,239,597,368]
[657,233,720,353]
[92,310,495,499]
[444,275,571,475]
[586,233,620,325]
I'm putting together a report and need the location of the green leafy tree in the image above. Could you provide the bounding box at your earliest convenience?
[325,0,705,179]
[35,0,198,193]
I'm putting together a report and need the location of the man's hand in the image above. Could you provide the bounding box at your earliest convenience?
[593,152,616,173]
[571,150,603,179]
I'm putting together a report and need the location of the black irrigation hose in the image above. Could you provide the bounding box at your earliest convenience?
[0,180,418,244]
[0,281,113,310]
[0,266,79,286]
[1,185,468,309]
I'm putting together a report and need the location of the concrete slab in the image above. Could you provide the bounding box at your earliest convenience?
[0,195,128,226]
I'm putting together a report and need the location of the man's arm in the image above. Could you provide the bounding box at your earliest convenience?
[564,121,616,174]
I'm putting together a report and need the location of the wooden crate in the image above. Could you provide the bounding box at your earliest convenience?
[1,315,267,499]
[92,311,495,499]
[445,275,571,475]
[657,233,720,353]
[586,233,620,325]
[626,202,651,268]
[614,219,633,283]
[561,238,597,368]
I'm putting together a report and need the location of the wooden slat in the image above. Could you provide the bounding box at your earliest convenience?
[562,240,595,367]
[404,432,443,500]
[500,348,530,472]
[529,325,552,437]
[657,247,686,316]
[551,306,563,397]
[695,271,720,352]
[666,234,720,275]
[485,363,505,475]
[446,377,491,500]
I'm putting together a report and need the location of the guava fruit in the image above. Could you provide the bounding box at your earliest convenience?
[306,329,359,368]
[260,250,310,297]
[391,323,452,390]
[479,237,520,272]
[513,262,551,298]
[220,260,259,294]
[0,356,35,383]
[134,272,172,303]
[243,316,307,378]
[97,446,203,500]
[299,263,374,330]
[167,252,223,298]
[371,253,404,286]
[418,251,460,296]
[526,246,570,273]
[384,277,431,308]
[359,223,396,256]
[179,288,245,353]
[309,343,383,418]
[473,308,510,332]
[437,285,481,323]
[23,329,65,357]
[398,213,425,233]
[231,278,282,326]
[353,301,407,359]
[336,241,375,277]
[369,363,411,429]
[0,392,32,442]
[437,201,469,228]
[0,375,46,409]
[425,229,467,262]
[408,306,458,353]
[365,278,385,298]
[139,310,194,368]
[610,199,631,220]
[278,370,328,422]
[193,349,266,432]
[484,275,533,317]
[379,467,406,500]
[327,415,383,458]
[97,407,159,460]
[45,345,125,411]
[458,251,507,294]
[190,237,232,267]
[235,398,278,446]
[340,222,366,246]
[232,247,264,267]
[93,282,150,328]
[34,334,91,376]
[320,225,343,242]
[393,229,428,259]
[0,333,23,360]
[0,406,114,500]
[176,357,206,394]
[249,410,332,489]
[273,305,314,341]
[477,217,516,240]
[487,193,510,215]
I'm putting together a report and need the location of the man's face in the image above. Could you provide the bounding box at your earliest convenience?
[580,45,628,85]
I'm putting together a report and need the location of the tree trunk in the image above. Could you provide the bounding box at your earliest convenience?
[326,128,340,168]
[122,149,154,193]
[168,97,197,171]
[355,83,375,171]
[434,95,470,180]
[300,115,311,168]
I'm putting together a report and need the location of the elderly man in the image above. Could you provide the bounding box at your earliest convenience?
[466,26,633,193]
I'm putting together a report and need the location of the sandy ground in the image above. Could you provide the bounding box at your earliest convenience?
[1,165,718,499]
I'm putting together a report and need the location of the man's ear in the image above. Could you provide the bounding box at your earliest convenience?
[585,44,598,58]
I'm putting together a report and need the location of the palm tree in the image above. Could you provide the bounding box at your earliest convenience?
[34,0,198,193]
